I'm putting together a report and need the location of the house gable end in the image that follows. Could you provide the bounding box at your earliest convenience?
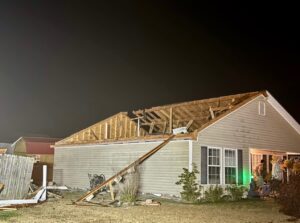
[197,95,300,153]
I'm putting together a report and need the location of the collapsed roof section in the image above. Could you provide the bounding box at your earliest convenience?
[56,112,149,146]
[133,91,263,134]
[55,91,264,146]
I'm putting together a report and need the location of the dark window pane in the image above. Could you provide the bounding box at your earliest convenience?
[209,167,220,184]
[209,157,212,165]
[225,167,236,184]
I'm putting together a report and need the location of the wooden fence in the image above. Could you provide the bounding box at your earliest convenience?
[0,154,34,199]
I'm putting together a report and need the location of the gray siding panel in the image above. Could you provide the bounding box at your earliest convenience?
[54,140,189,196]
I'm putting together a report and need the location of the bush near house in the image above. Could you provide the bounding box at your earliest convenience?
[203,185,224,203]
[225,185,247,201]
[119,169,140,203]
[278,174,300,218]
[269,179,281,197]
[175,163,201,203]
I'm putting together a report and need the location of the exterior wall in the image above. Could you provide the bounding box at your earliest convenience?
[13,139,27,155]
[198,95,300,152]
[194,95,300,186]
[39,154,54,164]
[54,140,189,196]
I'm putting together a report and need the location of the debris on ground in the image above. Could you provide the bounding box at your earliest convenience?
[140,199,161,206]
[0,207,18,212]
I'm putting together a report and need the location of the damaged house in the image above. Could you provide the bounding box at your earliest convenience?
[53,91,300,196]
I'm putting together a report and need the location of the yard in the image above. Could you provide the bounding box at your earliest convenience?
[0,192,298,223]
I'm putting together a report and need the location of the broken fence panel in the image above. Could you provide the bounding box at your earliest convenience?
[0,154,34,199]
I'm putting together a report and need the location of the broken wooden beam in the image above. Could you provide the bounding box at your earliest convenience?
[169,108,173,133]
[209,106,215,119]
[90,130,99,140]
[186,120,193,130]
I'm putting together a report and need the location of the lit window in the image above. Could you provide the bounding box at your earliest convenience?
[224,149,237,184]
[208,148,221,184]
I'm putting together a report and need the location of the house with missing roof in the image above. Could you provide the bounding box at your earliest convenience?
[53,91,300,195]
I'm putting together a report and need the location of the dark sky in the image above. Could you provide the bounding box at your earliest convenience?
[0,1,299,142]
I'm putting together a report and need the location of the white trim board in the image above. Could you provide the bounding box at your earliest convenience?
[54,139,190,149]
[188,140,193,172]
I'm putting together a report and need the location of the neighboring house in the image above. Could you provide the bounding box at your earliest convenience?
[0,143,13,154]
[13,137,60,185]
[53,90,300,196]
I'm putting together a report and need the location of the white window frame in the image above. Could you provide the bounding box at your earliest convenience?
[207,147,222,185]
[223,148,238,185]
[258,101,266,116]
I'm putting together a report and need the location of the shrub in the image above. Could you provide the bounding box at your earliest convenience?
[119,169,139,203]
[226,185,246,201]
[269,179,281,196]
[278,174,300,218]
[175,163,201,202]
[284,159,293,169]
[293,162,300,174]
[204,185,224,202]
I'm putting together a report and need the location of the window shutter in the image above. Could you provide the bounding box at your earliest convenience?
[238,150,243,185]
[201,146,207,184]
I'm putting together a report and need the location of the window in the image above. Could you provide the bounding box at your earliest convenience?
[208,148,221,184]
[258,101,266,116]
[251,153,262,175]
[224,149,237,184]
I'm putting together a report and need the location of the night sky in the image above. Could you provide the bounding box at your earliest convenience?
[0,1,299,142]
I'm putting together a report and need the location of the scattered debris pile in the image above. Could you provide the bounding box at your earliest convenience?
[1,134,175,211]
[0,164,68,212]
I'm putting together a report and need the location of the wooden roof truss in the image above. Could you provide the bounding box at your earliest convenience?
[56,91,263,146]
[56,112,148,146]
[132,92,261,134]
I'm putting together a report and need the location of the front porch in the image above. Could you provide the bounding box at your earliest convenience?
[248,148,300,199]
[250,148,300,182]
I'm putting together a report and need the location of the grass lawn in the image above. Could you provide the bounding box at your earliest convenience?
[0,191,298,223]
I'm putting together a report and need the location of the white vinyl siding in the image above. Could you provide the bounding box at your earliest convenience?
[54,140,189,196]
